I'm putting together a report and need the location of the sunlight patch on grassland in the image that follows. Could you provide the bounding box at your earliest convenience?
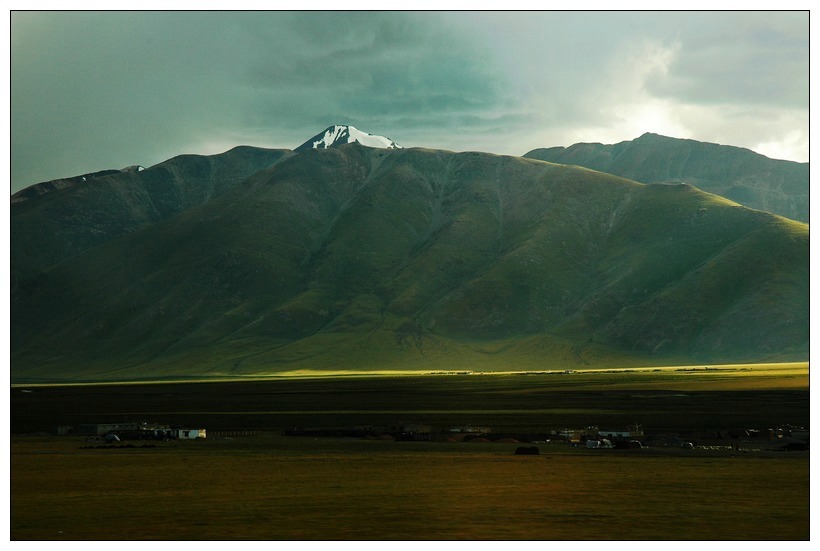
[11,361,807,390]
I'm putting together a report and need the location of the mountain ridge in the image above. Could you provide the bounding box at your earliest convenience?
[524,133,809,222]
[11,142,808,383]
[11,145,293,284]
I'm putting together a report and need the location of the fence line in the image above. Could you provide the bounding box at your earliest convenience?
[209,430,264,437]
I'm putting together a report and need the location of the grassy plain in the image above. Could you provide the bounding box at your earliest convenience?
[10,364,810,540]
[10,435,809,540]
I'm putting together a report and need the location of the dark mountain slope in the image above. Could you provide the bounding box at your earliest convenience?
[524,133,809,222]
[11,145,808,382]
[11,146,292,283]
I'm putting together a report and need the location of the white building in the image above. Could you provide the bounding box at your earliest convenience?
[176,428,206,439]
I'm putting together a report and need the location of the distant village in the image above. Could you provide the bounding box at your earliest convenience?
[60,422,206,442]
[60,420,809,452]
[283,422,809,452]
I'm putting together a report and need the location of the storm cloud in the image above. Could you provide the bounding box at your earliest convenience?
[10,10,808,193]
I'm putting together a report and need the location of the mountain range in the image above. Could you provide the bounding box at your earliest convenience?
[525,133,809,222]
[10,128,809,383]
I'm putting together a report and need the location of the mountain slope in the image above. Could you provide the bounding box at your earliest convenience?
[11,146,292,284]
[524,133,809,222]
[11,144,808,382]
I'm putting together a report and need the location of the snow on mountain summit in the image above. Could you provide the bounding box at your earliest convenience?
[295,125,402,151]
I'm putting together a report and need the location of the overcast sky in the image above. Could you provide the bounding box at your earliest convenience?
[10,10,809,193]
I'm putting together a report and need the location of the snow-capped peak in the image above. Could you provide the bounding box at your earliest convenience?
[296,125,402,151]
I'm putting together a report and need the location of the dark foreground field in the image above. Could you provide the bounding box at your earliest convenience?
[10,370,810,540]
[10,435,809,540]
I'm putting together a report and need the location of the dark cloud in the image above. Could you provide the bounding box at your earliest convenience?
[10,11,808,193]
[234,11,503,142]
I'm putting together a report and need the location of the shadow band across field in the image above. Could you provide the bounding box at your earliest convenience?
[10,368,810,435]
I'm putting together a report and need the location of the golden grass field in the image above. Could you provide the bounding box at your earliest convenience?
[10,435,809,541]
